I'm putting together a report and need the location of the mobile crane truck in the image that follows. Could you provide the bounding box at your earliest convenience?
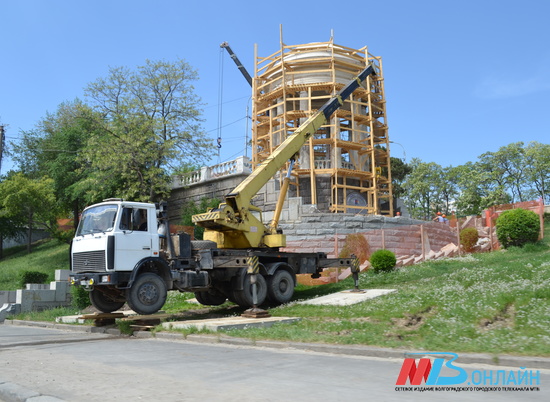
[69,64,376,315]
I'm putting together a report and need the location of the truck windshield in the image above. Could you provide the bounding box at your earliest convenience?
[76,204,118,236]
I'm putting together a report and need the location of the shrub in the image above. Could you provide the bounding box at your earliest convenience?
[460,227,479,253]
[496,208,540,249]
[369,249,396,273]
[19,271,49,287]
[339,233,369,264]
[71,286,91,310]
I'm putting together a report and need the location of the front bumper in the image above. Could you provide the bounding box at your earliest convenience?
[69,271,131,288]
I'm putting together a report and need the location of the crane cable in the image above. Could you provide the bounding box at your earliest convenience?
[216,46,225,163]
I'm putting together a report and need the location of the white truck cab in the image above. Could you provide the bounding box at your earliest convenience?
[70,199,171,314]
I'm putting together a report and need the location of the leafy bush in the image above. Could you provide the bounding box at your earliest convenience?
[369,249,396,272]
[496,208,540,249]
[19,271,49,287]
[460,227,479,253]
[339,233,369,264]
[71,286,91,310]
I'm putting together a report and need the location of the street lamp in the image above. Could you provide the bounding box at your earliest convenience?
[389,141,406,162]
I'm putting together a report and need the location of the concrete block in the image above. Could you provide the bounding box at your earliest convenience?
[26,284,50,290]
[343,215,365,223]
[302,204,319,214]
[55,269,70,281]
[302,215,322,223]
[16,290,34,312]
[345,221,363,229]
[288,197,302,221]
[316,229,336,236]
[329,222,346,229]
[426,250,437,260]
[33,290,57,302]
[296,229,313,236]
[51,281,70,301]
[0,291,16,305]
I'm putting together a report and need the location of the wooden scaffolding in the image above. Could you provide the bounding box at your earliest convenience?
[252,38,393,216]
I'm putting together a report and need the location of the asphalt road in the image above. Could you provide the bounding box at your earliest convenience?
[0,324,549,401]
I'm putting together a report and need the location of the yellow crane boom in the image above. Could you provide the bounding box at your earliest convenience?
[192,64,377,249]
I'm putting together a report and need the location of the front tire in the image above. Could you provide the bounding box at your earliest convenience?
[126,273,167,315]
[89,288,126,313]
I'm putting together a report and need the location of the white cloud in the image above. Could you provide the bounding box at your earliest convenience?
[474,63,550,100]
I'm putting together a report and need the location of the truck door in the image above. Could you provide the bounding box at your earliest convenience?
[116,207,153,271]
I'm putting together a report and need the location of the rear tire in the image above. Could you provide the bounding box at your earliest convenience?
[232,274,267,308]
[266,270,295,305]
[194,290,227,306]
[126,273,167,315]
[89,289,125,313]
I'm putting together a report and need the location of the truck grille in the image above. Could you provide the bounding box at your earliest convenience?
[72,251,106,273]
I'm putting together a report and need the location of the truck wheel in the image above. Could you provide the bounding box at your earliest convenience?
[126,273,167,315]
[267,270,295,305]
[194,290,227,306]
[232,274,267,307]
[89,289,126,313]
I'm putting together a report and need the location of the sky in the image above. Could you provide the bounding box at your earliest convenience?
[1,0,549,175]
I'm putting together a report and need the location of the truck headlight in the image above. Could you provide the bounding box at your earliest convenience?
[101,275,111,283]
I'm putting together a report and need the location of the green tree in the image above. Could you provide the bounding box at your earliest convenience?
[11,100,103,227]
[453,160,513,216]
[0,175,25,258]
[524,141,550,203]
[390,157,411,199]
[402,158,443,219]
[83,59,214,202]
[478,142,528,203]
[0,174,58,253]
[439,166,460,214]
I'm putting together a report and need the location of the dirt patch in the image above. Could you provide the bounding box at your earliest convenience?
[479,303,515,331]
[391,306,434,331]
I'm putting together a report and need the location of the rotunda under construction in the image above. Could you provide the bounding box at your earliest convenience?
[252,37,393,216]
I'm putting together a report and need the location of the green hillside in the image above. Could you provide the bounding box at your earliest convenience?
[0,240,70,290]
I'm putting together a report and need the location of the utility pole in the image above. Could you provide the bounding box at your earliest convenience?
[0,125,5,174]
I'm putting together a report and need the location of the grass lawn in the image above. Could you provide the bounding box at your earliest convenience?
[3,224,549,356]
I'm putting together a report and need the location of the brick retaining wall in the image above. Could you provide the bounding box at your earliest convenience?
[281,214,457,258]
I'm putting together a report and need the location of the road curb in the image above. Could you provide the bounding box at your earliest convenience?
[4,319,550,370]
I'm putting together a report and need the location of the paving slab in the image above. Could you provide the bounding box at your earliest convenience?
[298,289,397,306]
[162,316,300,331]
